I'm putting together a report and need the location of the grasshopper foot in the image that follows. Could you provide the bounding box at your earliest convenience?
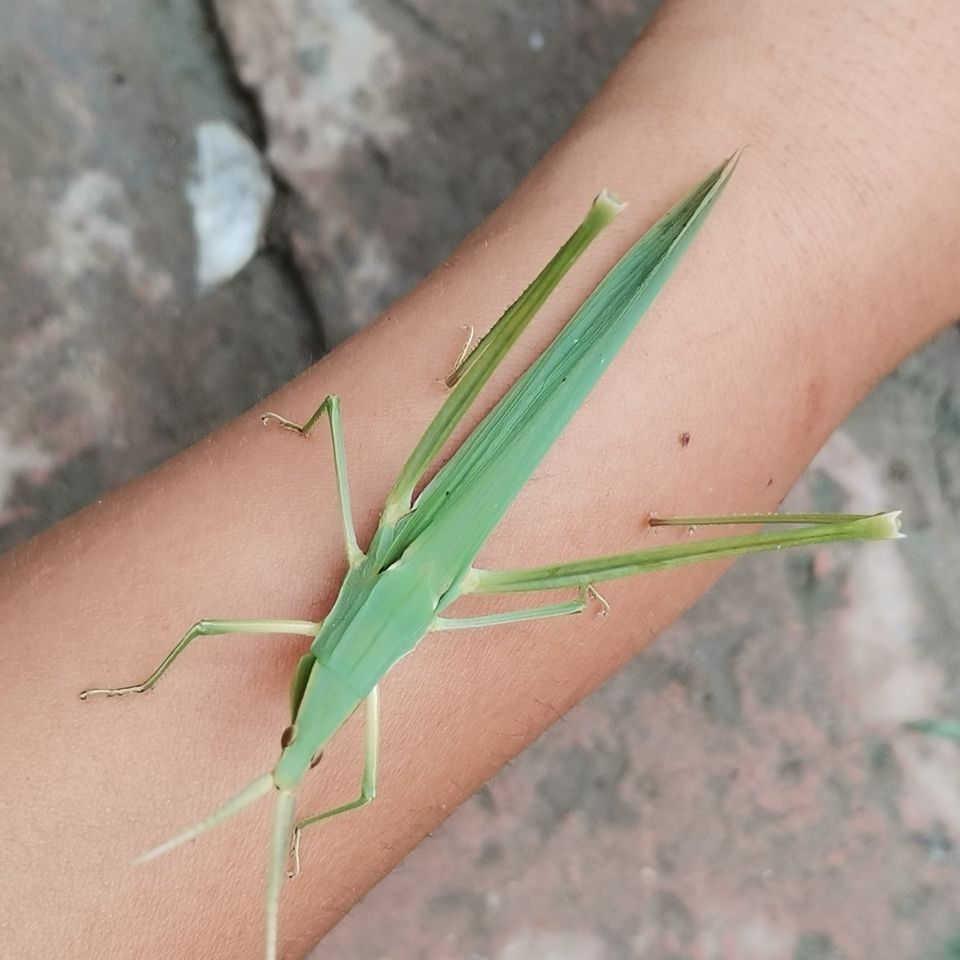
[286,826,303,880]
[260,412,310,436]
[79,683,147,700]
[587,584,611,616]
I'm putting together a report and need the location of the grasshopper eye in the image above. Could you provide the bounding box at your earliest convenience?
[280,724,297,748]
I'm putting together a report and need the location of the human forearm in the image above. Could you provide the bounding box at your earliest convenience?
[1,1,958,957]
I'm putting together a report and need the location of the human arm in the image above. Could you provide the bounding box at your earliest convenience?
[1,1,959,957]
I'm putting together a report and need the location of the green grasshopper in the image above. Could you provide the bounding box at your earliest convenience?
[81,156,901,959]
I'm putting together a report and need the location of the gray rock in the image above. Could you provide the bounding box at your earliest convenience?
[0,0,317,552]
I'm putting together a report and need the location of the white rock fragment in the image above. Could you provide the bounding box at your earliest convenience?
[187,120,274,291]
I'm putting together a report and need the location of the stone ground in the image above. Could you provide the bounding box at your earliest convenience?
[2,2,959,958]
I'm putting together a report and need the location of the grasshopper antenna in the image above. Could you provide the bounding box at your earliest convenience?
[135,773,275,864]
[266,789,297,960]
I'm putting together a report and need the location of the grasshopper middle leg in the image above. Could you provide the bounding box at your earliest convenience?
[261,393,363,566]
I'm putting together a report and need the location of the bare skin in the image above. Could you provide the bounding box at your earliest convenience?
[1,1,959,957]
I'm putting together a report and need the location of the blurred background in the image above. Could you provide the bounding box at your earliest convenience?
[2,2,959,958]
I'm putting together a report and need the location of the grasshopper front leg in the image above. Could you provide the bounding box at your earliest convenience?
[79,619,321,699]
[286,685,380,879]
